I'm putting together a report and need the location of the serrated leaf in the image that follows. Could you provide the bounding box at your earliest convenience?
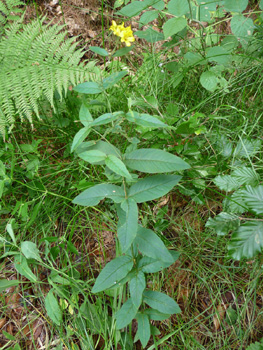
[105,155,132,180]
[225,189,247,214]
[135,28,164,43]
[124,149,190,173]
[144,308,170,320]
[79,104,93,126]
[206,212,240,236]
[134,226,173,263]
[89,46,109,57]
[138,251,180,273]
[224,0,248,13]
[73,184,125,206]
[45,290,62,326]
[71,127,91,153]
[115,298,138,329]
[235,139,261,158]
[163,17,187,39]
[167,0,189,17]
[246,341,263,350]
[92,255,133,293]
[242,185,263,215]
[0,279,20,292]
[228,222,263,260]
[102,71,128,90]
[78,150,107,164]
[128,175,181,203]
[136,313,150,347]
[143,290,181,314]
[117,198,138,252]
[126,111,168,128]
[200,71,217,91]
[21,241,42,262]
[129,271,146,308]
[213,175,240,192]
[73,82,103,94]
[232,167,259,186]
[14,255,37,282]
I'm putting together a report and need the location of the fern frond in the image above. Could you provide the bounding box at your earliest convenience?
[0,0,24,36]
[0,15,96,138]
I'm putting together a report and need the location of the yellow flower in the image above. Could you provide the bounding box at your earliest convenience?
[109,20,135,47]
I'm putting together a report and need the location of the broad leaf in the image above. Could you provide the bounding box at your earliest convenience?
[228,222,263,260]
[79,104,93,126]
[89,46,109,57]
[45,290,62,326]
[232,167,259,186]
[200,71,217,91]
[143,290,181,314]
[242,185,263,215]
[224,189,247,214]
[235,139,261,158]
[76,140,121,159]
[115,298,138,329]
[0,279,20,292]
[73,81,103,94]
[21,241,42,262]
[136,313,151,347]
[91,113,119,126]
[73,184,125,206]
[206,212,240,236]
[128,174,181,203]
[118,198,138,252]
[139,10,159,27]
[14,255,37,282]
[135,28,164,43]
[102,71,128,90]
[134,226,173,263]
[163,17,187,39]
[125,149,190,173]
[92,255,133,293]
[144,308,170,320]
[206,46,230,65]
[167,0,189,16]
[78,150,107,164]
[105,155,132,180]
[71,126,91,153]
[138,251,180,273]
[231,15,254,45]
[224,0,248,13]
[126,111,168,128]
[129,271,146,308]
[112,46,134,57]
[213,175,240,192]
[117,1,146,16]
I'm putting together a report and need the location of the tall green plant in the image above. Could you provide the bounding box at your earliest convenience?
[71,71,190,347]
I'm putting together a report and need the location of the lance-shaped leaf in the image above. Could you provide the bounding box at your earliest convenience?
[144,308,170,321]
[14,255,37,282]
[92,255,134,293]
[228,221,263,260]
[91,113,119,127]
[126,111,168,128]
[79,104,93,126]
[136,313,151,348]
[138,251,180,273]
[242,185,263,215]
[124,149,190,173]
[134,226,173,263]
[73,81,103,94]
[129,271,146,308]
[73,184,125,206]
[115,298,138,329]
[78,150,107,164]
[105,155,132,180]
[102,71,128,90]
[143,290,181,314]
[128,175,181,203]
[0,279,20,292]
[71,126,91,153]
[77,140,121,162]
[117,198,138,252]
[45,290,62,326]
[21,241,42,262]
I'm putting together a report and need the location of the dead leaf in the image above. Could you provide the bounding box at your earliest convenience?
[213,303,228,330]
[0,318,6,329]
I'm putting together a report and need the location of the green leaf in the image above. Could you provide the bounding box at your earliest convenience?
[135,28,165,43]
[134,226,173,263]
[246,340,263,350]
[206,212,240,236]
[45,290,62,326]
[125,149,190,173]
[225,189,247,214]
[228,222,263,260]
[129,271,146,308]
[79,104,93,127]
[115,298,138,329]
[21,241,42,262]
[139,10,159,27]
[73,184,125,206]
[206,46,230,65]
[118,198,138,252]
[242,185,263,215]
[200,71,217,91]
[112,46,134,57]
[224,0,248,12]
[235,139,261,158]
[117,1,146,16]
[71,127,91,153]
[144,308,170,320]
[167,0,189,16]
[231,15,254,44]
[73,82,103,94]
[91,112,120,127]
[128,175,181,203]
[78,150,107,164]
[138,252,180,273]
[92,255,134,293]
[136,313,151,347]
[102,71,128,90]
[163,17,187,39]
[14,255,37,282]
[143,290,181,314]
[77,140,121,159]
[0,279,20,292]
[126,111,168,128]
[213,175,240,192]
[105,155,132,180]
[6,222,16,245]
[89,46,109,57]
[232,167,259,186]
